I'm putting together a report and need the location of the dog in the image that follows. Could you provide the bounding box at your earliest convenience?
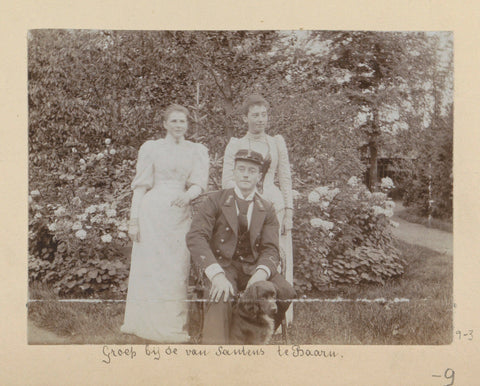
[229,281,278,344]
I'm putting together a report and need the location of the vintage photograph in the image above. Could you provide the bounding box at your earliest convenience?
[27,30,453,345]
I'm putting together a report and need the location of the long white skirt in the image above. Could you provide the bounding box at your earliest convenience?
[121,182,191,342]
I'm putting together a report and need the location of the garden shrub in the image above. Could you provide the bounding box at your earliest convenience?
[28,139,134,296]
[292,177,406,293]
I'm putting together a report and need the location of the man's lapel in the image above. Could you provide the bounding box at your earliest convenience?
[221,189,238,235]
[249,195,266,248]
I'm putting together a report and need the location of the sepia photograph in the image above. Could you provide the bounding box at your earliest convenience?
[27,29,453,346]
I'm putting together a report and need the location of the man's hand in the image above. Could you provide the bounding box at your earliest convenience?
[246,269,269,289]
[170,192,191,208]
[209,273,235,302]
[280,213,293,235]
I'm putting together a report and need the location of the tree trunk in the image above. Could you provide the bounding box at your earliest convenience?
[223,77,235,139]
[368,141,378,191]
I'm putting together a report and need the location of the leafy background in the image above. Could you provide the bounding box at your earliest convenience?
[28,30,453,297]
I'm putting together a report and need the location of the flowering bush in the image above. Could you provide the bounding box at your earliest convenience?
[28,139,134,296]
[292,181,405,293]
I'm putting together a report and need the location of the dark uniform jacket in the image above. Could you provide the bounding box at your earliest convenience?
[186,188,280,276]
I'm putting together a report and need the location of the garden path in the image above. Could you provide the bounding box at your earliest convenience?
[27,320,69,344]
[391,202,453,256]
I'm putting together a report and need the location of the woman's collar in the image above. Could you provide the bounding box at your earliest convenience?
[245,131,267,141]
[165,133,185,145]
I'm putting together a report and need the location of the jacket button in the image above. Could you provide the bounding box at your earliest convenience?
[226,227,230,231]
[218,256,223,260]
[216,249,220,253]
[220,239,224,243]
[240,256,244,261]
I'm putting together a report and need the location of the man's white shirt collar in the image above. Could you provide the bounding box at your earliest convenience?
[233,185,256,229]
[234,185,256,201]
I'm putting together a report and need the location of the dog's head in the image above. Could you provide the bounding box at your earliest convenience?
[238,281,277,319]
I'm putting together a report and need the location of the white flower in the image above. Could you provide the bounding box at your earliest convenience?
[315,186,330,197]
[372,192,387,200]
[389,220,399,228]
[307,157,315,164]
[328,232,334,238]
[384,208,394,218]
[372,206,385,216]
[31,190,40,197]
[328,157,335,163]
[96,153,104,160]
[321,220,334,231]
[85,205,97,214]
[79,158,86,164]
[326,188,340,201]
[28,195,33,204]
[72,147,77,153]
[48,223,57,232]
[76,213,88,221]
[347,176,359,187]
[385,200,396,210]
[321,201,330,209]
[109,149,116,155]
[54,207,66,216]
[118,231,127,239]
[97,203,109,211]
[101,234,112,243]
[308,191,321,203]
[380,177,395,190]
[105,138,111,145]
[72,197,82,206]
[90,214,102,224]
[118,223,128,232]
[106,208,117,218]
[34,213,42,219]
[75,229,87,240]
[352,193,359,200]
[310,218,334,231]
[72,222,82,230]
[292,190,301,200]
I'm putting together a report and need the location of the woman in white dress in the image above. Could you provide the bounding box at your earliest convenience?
[121,104,209,342]
[221,94,294,324]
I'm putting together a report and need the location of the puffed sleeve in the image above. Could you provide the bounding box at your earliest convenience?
[221,137,238,189]
[187,143,209,191]
[275,134,294,209]
[131,141,155,190]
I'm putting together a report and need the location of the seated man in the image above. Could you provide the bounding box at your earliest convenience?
[186,149,296,344]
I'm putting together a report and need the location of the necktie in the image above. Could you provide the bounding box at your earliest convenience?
[236,196,251,234]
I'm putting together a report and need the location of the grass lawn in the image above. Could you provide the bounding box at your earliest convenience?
[28,240,452,345]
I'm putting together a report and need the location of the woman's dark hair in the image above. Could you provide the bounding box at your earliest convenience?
[240,94,269,116]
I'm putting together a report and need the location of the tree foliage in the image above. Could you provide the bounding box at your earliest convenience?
[28,30,452,296]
